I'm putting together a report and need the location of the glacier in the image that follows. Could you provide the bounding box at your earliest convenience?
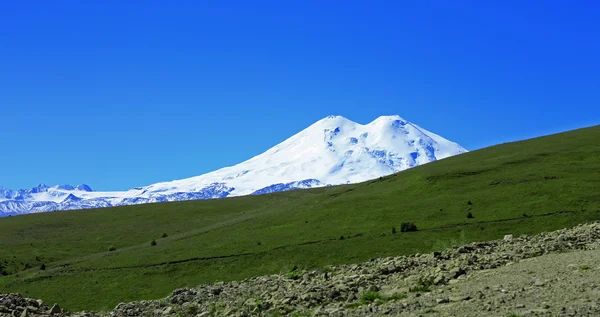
[0,115,467,216]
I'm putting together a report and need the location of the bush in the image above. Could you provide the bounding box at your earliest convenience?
[409,277,433,292]
[339,235,345,240]
[150,239,157,246]
[361,291,382,304]
[186,305,199,315]
[161,233,168,238]
[108,246,117,252]
[392,227,397,234]
[285,268,302,280]
[400,222,417,232]
[467,212,474,219]
[40,263,46,270]
[467,200,473,205]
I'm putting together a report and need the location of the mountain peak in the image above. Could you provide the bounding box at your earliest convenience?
[371,115,406,123]
[315,115,353,125]
[54,185,75,190]
[0,114,467,216]
[28,184,49,193]
[75,184,93,192]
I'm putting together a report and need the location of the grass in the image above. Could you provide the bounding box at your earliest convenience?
[0,125,599,311]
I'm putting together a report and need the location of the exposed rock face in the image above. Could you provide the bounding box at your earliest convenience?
[3,222,600,316]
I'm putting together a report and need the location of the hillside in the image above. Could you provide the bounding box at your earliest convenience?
[0,125,598,311]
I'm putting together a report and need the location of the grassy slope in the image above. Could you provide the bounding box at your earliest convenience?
[0,125,599,311]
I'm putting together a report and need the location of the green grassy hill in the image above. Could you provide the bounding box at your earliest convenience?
[0,125,599,311]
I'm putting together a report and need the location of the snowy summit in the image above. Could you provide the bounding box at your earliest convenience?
[0,115,467,216]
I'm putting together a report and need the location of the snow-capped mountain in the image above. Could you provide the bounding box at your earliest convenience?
[0,115,467,216]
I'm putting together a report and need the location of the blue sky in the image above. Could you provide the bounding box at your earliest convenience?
[1,1,599,191]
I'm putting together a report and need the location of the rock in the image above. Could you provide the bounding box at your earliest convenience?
[436,298,450,304]
[50,303,61,314]
[449,295,471,302]
[504,234,514,241]
[20,308,28,317]
[534,279,546,287]
[162,306,173,315]
[433,274,445,285]
[446,267,465,279]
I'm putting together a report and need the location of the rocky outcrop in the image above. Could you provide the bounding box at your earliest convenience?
[0,294,65,317]
[3,221,600,316]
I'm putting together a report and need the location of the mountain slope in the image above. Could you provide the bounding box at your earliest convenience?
[0,115,466,216]
[0,125,598,310]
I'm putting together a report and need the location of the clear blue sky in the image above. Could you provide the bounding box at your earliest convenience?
[1,1,599,191]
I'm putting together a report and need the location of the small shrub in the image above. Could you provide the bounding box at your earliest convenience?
[579,265,591,271]
[339,235,345,240]
[285,268,302,280]
[161,233,168,238]
[186,305,199,315]
[40,263,46,271]
[361,291,382,304]
[255,299,264,311]
[409,277,433,292]
[392,227,397,234]
[400,222,417,232]
[150,239,157,246]
[388,292,407,301]
[257,241,262,246]
[467,212,474,219]
[108,246,117,252]
[467,200,473,205]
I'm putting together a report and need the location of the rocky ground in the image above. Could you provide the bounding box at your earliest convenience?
[3,222,600,317]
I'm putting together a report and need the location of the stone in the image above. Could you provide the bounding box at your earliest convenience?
[534,279,546,287]
[436,298,449,304]
[504,234,514,241]
[449,295,471,302]
[50,303,61,314]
